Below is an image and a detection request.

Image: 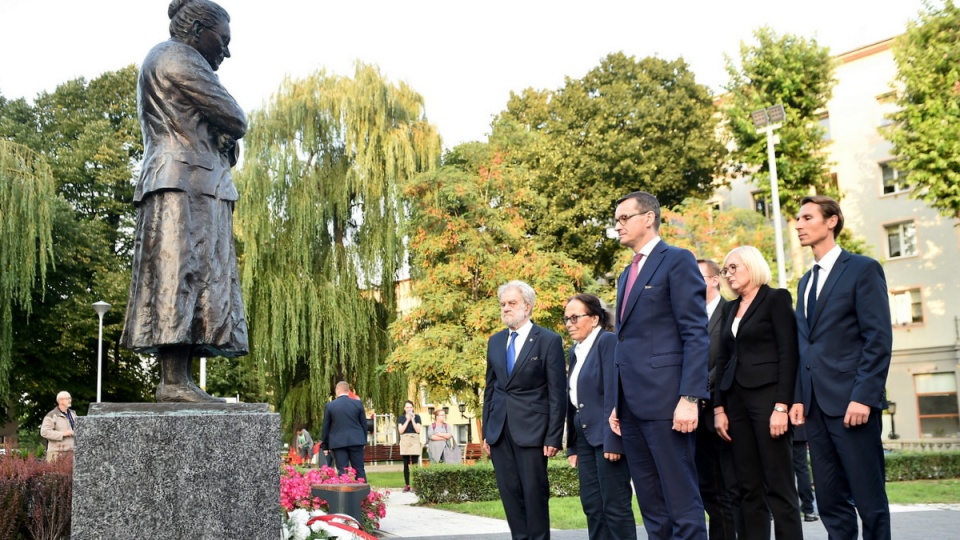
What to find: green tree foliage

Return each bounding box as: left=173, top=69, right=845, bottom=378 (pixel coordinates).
left=887, top=0, right=960, bottom=219
left=1, top=67, right=154, bottom=429
left=724, top=27, right=837, bottom=276
left=387, top=142, right=586, bottom=411
left=0, top=139, right=55, bottom=402
left=491, top=52, right=726, bottom=278
left=235, top=64, right=441, bottom=431
left=661, top=199, right=776, bottom=265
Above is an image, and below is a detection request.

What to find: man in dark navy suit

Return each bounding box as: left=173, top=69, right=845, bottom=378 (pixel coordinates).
left=483, top=280, right=566, bottom=540
left=790, top=195, right=892, bottom=540
left=695, top=259, right=739, bottom=539
left=321, top=381, right=369, bottom=480
left=607, top=191, right=709, bottom=540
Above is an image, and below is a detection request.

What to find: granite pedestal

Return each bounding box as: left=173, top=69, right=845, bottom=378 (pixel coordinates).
left=71, top=402, right=280, bottom=540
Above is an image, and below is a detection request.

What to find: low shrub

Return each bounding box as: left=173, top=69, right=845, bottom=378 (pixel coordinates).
left=886, top=451, right=960, bottom=481
left=0, top=448, right=73, bottom=540
left=413, top=460, right=579, bottom=504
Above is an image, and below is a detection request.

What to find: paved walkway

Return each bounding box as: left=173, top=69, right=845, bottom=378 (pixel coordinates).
left=376, top=490, right=960, bottom=539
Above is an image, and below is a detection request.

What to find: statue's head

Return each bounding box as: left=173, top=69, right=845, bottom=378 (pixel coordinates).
left=167, top=0, right=231, bottom=71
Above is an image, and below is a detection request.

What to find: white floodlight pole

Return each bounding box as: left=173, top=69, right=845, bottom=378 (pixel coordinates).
left=92, top=301, right=111, bottom=402
left=765, top=124, right=787, bottom=289
left=753, top=105, right=788, bottom=289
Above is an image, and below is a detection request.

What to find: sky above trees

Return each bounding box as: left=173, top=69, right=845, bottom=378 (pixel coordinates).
left=0, top=0, right=927, bottom=149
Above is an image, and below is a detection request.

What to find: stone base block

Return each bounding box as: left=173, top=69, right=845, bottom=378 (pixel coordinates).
left=71, top=403, right=280, bottom=540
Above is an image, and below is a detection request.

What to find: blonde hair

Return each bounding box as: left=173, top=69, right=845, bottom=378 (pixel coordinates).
left=720, top=246, right=772, bottom=298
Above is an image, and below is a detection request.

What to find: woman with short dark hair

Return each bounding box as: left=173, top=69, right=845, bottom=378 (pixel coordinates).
left=564, top=293, right=637, bottom=540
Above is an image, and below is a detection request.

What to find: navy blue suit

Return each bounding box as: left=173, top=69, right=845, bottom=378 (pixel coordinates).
left=321, top=395, right=368, bottom=480
left=611, top=240, right=709, bottom=540
left=795, top=249, right=892, bottom=540
left=566, top=330, right=637, bottom=540
left=484, top=322, right=566, bottom=540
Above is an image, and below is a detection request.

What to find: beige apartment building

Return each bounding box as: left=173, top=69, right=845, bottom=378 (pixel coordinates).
left=715, top=38, right=960, bottom=445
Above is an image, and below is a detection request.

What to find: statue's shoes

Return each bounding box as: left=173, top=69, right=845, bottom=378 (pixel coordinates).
left=156, top=382, right=226, bottom=403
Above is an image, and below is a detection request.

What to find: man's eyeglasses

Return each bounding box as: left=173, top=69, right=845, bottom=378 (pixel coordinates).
left=613, top=210, right=653, bottom=227
left=563, top=313, right=592, bottom=325
left=720, top=264, right=740, bottom=278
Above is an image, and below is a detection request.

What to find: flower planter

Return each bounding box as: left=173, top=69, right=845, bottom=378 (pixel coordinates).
left=311, top=483, right=371, bottom=524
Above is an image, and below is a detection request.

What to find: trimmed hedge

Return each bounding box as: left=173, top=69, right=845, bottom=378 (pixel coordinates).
left=413, top=460, right=579, bottom=504
left=885, top=451, right=960, bottom=481
left=413, top=450, right=960, bottom=503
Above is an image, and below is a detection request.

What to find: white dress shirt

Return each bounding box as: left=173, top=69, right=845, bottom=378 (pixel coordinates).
left=507, top=319, right=533, bottom=362
left=568, top=326, right=601, bottom=407
left=804, top=244, right=842, bottom=319
left=629, top=235, right=662, bottom=279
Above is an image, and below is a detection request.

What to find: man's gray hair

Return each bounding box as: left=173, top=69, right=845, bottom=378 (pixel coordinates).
left=498, top=280, right=536, bottom=317
left=56, top=391, right=71, bottom=401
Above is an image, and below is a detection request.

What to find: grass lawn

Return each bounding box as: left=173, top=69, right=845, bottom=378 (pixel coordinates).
left=434, top=496, right=642, bottom=530
left=424, top=479, right=960, bottom=529
left=885, top=479, right=960, bottom=504
left=364, top=471, right=407, bottom=489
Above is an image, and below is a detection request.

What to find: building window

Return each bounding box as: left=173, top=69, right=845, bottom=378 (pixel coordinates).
left=915, top=373, right=960, bottom=438
left=751, top=191, right=770, bottom=219
left=818, top=113, right=831, bottom=141
left=877, top=91, right=897, bottom=127
left=885, top=221, right=916, bottom=258
left=889, top=288, right=923, bottom=325
left=881, top=163, right=908, bottom=194
left=457, top=424, right=468, bottom=444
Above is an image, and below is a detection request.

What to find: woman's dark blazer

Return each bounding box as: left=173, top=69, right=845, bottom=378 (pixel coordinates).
left=566, top=330, right=624, bottom=455
left=714, top=284, right=799, bottom=407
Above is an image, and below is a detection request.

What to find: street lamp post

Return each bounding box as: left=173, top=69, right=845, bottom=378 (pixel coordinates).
left=888, top=401, right=900, bottom=440
left=458, top=402, right=473, bottom=444
left=751, top=104, right=788, bottom=289
left=92, top=301, right=111, bottom=403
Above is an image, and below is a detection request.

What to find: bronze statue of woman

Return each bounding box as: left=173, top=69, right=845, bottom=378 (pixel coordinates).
left=121, top=0, right=248, bottom=402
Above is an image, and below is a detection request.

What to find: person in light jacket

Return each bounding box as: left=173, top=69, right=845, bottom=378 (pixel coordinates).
left=427, top=409, right=456, bottom=463
left=40, top=391, right=78, bottom=462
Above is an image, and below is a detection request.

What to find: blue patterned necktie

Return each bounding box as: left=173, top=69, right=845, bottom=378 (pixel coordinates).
left=806, top=264, right=820, bottom=327
left=506, top=331, right=519, bottom=376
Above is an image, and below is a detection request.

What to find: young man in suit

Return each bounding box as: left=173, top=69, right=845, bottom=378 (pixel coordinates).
left=483, top=280, right=566, bottom=540
left=321, top=381, right=369, bottom=480
left=695, top=259, right=739, bottom=540
left=789, top=195, right=892, bottom=540
left=607, top=191, right=710, bottom=540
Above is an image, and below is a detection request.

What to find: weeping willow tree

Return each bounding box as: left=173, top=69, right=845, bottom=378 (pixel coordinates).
left=0, top=139, right=55, bottom=402
left=235, top=64, right=442, bottom=431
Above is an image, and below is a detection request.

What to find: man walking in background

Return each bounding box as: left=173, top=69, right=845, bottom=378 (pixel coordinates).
left=483, top=280, right=566, bottom=540
left=790, top=195, right=892, bottom=540
left=322, top=381, right=368, bottom=480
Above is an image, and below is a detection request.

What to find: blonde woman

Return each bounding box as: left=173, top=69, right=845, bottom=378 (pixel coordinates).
left=713, top=246, right=801, bottom=540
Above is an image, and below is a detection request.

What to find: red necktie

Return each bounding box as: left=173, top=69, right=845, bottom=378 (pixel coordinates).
left=620, top=252, right=644, bottom=319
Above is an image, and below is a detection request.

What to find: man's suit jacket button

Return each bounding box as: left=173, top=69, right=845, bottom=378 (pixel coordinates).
left=618, top=336, right=624, bottom=342
left=579, top=403, right=584, bottom=408
left=582, top=424, right=587, bottom=429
